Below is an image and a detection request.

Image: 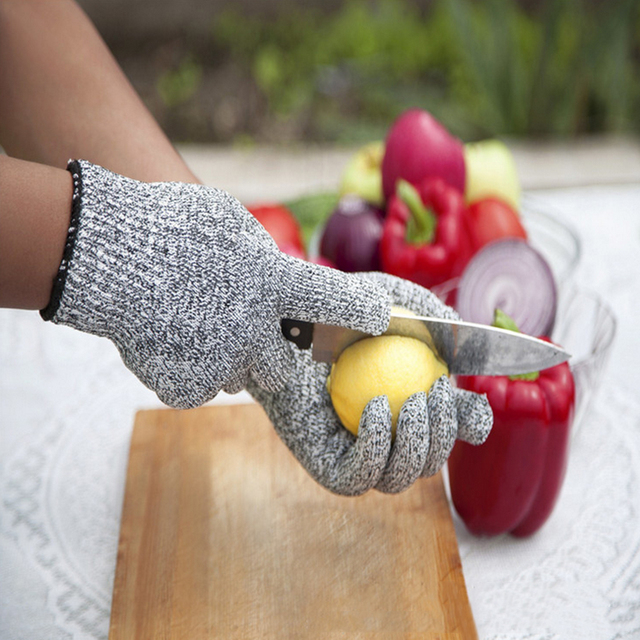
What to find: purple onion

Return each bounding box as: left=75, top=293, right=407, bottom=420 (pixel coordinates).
left=319, top=195, right=384, bottom=272
left=456, top=239, right=557, bottom=336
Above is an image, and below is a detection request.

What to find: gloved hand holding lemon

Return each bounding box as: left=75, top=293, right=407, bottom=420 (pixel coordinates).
left=327, top=308, right=449, bottom=438
left=248, top=272, right=493, bottom=496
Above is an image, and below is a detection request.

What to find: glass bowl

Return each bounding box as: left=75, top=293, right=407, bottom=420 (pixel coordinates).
left=552, top=287, right=617, bottom=435
left=520, top=196, right=582, bottom=287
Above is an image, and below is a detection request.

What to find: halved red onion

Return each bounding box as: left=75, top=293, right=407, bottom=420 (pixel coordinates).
left=456, top=239, right=557, bottom=336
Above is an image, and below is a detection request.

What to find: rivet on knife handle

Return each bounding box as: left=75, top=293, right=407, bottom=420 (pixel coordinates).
left=281, top=319, right=314, bottom=350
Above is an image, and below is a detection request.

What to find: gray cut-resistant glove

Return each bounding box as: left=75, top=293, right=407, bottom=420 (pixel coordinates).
left=248, top=272, right=493, bottom=496
left=41, top=160, right=392, bottom=409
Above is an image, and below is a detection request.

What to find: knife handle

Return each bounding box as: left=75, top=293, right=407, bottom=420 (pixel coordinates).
left=281, top=318, right=314, bottom=350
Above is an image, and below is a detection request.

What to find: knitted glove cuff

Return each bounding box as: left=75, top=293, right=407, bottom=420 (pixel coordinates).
left=41, top=160, right=84, bottom=321
left=40, top=159, right=146, bottom=335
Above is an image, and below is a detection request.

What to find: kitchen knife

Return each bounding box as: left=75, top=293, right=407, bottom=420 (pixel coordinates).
left=281, top=313, right=570, bottom=376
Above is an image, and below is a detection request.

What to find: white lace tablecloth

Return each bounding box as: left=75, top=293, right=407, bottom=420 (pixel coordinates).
left=2, top=184, right=639, bottom=639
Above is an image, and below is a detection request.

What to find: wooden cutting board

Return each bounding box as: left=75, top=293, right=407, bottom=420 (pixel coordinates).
left=109, top=403, right=477, bottom=639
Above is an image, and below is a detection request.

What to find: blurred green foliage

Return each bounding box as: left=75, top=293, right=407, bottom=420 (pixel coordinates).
left=284, top=192, right=341, bottom=244
left=211, top=0, right=640, bottom=142
left=157, top=55, right=203, bottom=108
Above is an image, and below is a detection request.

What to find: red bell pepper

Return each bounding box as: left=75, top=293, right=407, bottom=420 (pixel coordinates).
left=465, top=197, right=527, bottom=252
left=380, top=178, right=472, bottom=289
left=247, top=203, right=306, bottom=259
left=448, top=310, right=575, bottom=537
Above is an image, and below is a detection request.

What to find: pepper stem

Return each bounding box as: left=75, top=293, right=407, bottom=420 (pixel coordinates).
left=398, top=180, right=436, bottom=245
left=492, top=308, right=540, bottom=381
left=493, top=308, right=521, bottom=333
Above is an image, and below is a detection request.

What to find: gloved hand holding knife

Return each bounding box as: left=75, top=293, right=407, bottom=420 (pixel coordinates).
left=38, top=159, right=493, bottom=496
left=42, top=160, right=394, bottom=408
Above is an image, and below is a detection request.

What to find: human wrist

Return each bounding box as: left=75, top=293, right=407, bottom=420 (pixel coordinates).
left=0, top=156, right=73, bottom=310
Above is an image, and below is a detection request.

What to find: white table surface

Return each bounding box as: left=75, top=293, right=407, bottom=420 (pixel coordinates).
left=1, top=153, right=640, bottom=639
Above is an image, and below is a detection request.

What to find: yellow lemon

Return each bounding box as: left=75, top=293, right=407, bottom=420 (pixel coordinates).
left=327, top=334, right=449, bottom=437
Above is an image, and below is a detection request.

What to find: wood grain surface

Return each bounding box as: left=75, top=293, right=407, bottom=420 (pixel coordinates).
left=109, top=403, right=477, bottom=639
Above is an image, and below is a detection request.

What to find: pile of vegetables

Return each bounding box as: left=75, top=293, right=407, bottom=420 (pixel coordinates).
left=246, top=107, right=576, bottom=538
left=248, top=107, right=551, bottom=334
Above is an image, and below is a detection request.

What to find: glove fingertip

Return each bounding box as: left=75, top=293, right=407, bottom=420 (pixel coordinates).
left=355, top=395, right=393, bottom=464
left=428, top=375, right=454, bottom=402
left=455, top=389, right=493, bottom=445
left=359, top=271, right=459, bottom=321
left=280, top=259, right=391, bottom=336
left=360, top=394, right=392, bottom=431
left=422, top=377, right=457, bottom=478
left=374, top=392, right=430, bottom=495
left=396, top=391, right=428, bottom=428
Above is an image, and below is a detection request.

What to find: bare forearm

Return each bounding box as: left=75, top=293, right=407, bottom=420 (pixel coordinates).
left=0, top=156, right=72, bottom=309
left=0, top=0, right=198, bottom=183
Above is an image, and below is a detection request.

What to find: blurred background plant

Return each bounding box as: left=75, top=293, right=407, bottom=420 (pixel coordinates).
left=89, top=0, right=640, bottom=144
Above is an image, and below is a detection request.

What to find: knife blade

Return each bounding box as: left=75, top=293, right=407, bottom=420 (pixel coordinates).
left=281, top=313, right=570, bottom=376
